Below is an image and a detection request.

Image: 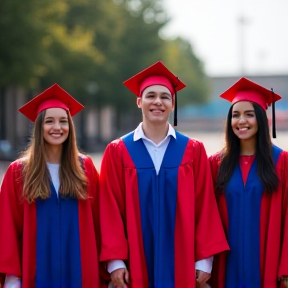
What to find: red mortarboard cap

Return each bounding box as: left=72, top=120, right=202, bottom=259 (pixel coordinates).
left=220, top=77, right=282, bottom=138
left=123, top=61, right=186, bottom=126
left=220, top=77, right=281, bottom=110
left=123, top=61, right=186, bottom=97
left=19, top=83, right=84, bottom=122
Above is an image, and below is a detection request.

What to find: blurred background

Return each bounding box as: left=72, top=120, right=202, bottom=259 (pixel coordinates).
left=0, top=0, right=287, bottom=175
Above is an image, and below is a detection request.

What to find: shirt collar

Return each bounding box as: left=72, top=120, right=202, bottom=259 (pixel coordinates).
left=133, top=122, right=176, bottom=142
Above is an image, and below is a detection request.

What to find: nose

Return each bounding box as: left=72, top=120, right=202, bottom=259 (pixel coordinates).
left=239, top=115, right=247, bottom=123
left=153, top=96, right=162, bottom=105
left=53, top=121, right=61, bottom=129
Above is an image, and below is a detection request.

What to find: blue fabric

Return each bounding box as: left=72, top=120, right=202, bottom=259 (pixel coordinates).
left=225, top=145, right=282, bottom=288
left=123, top=131, right=189, bottom=288
left=36, top=183, right=82, bottom=288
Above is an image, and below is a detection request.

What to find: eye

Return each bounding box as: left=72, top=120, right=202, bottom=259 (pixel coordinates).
left=44, top=119, right=53, bottom=123
left=60, top=119, right=68, bottom=123
left=246, top=113, right=255, bottom=117
left=232, top=114, right=239, bottom=118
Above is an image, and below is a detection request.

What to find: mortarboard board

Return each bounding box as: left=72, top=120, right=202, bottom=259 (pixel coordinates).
left=123, top=61, right=186, bottom=126
left=220, top=77, right=282, bottom=138
left=19, top=83, right=84, bottom=122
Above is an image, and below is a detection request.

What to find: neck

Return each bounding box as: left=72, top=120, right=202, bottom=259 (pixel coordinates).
left=239, top=138, right=256, bottom=156
left=44, top=144, right=63, bottom=163
left=142, top=121, right=169, bottom=145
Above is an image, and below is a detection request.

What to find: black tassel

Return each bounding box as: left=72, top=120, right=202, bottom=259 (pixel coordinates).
left=271, top=88, right=276, bottom=138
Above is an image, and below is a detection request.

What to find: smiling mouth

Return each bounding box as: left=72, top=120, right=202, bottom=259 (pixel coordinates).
left=237, top=127, right=249, bottom=131
left=151, top=109, right=164, bottom=112
left=50, top=133, right=63, bottom=137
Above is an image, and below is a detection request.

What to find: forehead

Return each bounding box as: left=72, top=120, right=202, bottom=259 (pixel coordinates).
left=232, top=101, right=255, bottom=111
left=44, top=107, right=68, bottom=117
left=142, top=85, right=172, bottom=96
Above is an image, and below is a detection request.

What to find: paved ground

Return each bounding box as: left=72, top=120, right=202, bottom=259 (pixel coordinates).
left=1, top=131, right=288, bottom=182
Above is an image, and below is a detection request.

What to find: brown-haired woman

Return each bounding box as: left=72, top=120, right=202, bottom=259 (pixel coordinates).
left=209, top=77, right=288, bottom=288
left=0, top=84, right=101, bottom=288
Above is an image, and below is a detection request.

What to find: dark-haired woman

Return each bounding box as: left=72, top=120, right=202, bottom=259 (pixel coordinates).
left=0, top=84, right=102, bottom=288
left=209, top=77, right=288, bottom=288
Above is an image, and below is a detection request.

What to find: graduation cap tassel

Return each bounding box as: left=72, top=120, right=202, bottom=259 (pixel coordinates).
left=271, top=88, right=276, bottom=138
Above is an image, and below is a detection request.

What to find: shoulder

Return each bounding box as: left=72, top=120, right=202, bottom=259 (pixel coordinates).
left=104, top=138, right=127, bottom=154
left=1, top=159, right=24, bottom=185
left=183, top=135, right=207, bottom=154
left=176, top=131, right=204, bottom=148
left=7, top=159, right=24, bottom=174
left=275, top=148, right=288, bottom=169
left=208, top=151, right=223, bottom=164
left=78, top=153, right=95, bottom=167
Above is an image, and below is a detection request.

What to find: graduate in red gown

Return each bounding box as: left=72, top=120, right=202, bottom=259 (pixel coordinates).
left=0, top=84, right=102, bottom=288
left=99, top=61, right=229, bottom=288
left=208, top=77, right=288, bottom=288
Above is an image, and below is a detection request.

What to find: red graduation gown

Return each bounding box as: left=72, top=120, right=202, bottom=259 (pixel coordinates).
left=0, top=155, right=102, bottom=288
left=99, top=134, right=229, bottom=288
left=209, top=150, right=288, bottom=288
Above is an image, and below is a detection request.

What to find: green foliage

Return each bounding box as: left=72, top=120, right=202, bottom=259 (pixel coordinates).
left=161, top=37, right=211, bottom=106
left=0, top=0, right=210, bottom=110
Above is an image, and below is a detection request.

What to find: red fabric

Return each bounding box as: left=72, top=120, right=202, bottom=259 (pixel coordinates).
left=209, top=151, right=288, bottom=288
left=239, top=155, right=255, bottom=185
left=18, top=83, right=84, bottom=122
left=99, top=138, right=229, bottom=288
left=0, top=156, right=102, bottom=288
left=220, top=77, right=282, bottom=110
left=123, top=61, right=186, bottom=97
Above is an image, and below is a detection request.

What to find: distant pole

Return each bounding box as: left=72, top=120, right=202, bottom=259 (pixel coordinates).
left=238, top=15, right=245, bottom=76
left=238, top=15, right=249, bottom=76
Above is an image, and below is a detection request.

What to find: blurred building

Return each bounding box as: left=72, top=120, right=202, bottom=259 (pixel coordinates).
left=178, top=74, right=288, bottom=132
left=1, top=74, right=288, bottom=160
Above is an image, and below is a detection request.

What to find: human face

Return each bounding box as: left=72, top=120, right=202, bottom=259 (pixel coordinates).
left=42, top=108, right=69, bottom=146
left=231, top=101, right=258, bottom=141
left=137, top=85, right=174, bottom=124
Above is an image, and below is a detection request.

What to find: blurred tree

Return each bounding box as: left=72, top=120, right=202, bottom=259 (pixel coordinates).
left=0, top=0, right=211, bottom=138
left=161, top=37, right=211, bottom=106
left=0, top=0, right=56, bottom=87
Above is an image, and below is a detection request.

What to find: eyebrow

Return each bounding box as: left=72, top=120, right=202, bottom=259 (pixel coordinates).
left=232, top=110, right=255, bottom=113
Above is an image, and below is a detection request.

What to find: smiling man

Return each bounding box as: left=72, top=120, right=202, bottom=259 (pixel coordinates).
left=99, top=61, right=229, bottom=288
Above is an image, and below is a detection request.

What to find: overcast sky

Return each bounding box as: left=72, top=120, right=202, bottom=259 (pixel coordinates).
left=161, top=0, right=288, bottom=77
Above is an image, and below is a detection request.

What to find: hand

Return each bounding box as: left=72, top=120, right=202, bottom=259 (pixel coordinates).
left=4, top=275, right=21, bottom=288
left=110, top=268, right=129, bottom=288
left=280, top=276, right=288, bottom=288
left=195, top=270, right=211, bottom=288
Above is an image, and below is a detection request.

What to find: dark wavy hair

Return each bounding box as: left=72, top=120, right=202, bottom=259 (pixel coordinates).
left=216, top=102, right=279, bottom=194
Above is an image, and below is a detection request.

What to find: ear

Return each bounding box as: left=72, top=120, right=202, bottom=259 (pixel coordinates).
left=136, top=97, right=142, bottom=108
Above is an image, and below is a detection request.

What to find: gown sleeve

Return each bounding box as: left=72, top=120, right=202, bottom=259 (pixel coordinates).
left=99, top=140, right=128, bottom=262
left=278, top=151, right=288, bottom=277
left=0, top=161, right=24, bottom=278
left=192, top=142, right=229, bottom=261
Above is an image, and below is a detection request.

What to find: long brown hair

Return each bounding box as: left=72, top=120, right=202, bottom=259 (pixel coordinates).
left=216, top=103, right=279, bottom=194
left=21, top=110, right=88, bottom=202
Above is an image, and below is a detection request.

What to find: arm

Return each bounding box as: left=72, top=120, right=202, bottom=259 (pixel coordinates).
left=192, top=142, right=229, bottom=261
left=0, top=162, right=24, bottom=278
left=278, top=152, right=288, bottom=285
left=99, top=141, right=129, bottom=267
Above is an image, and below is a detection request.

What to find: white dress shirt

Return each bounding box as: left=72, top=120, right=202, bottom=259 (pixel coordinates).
left=47, top=163, right=60, bottom=196
left=108, top=123, right=213, bottom=274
